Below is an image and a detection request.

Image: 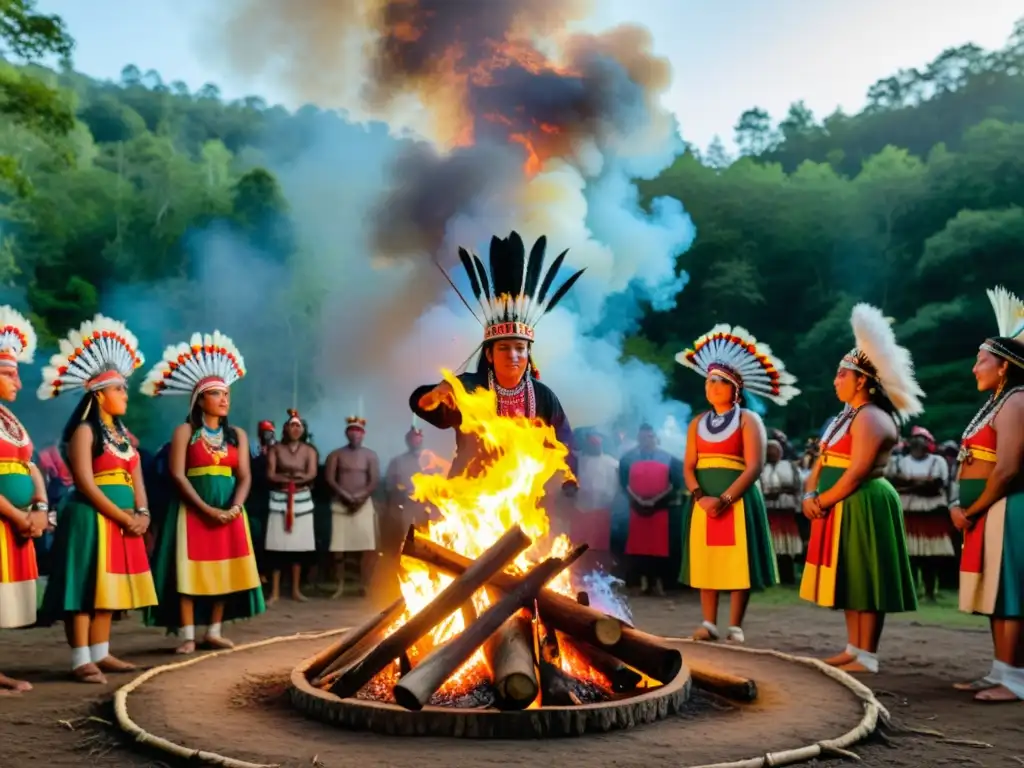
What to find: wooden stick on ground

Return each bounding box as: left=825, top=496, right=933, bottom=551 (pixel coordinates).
left=308, top=597, right=406, bottom=685
left=687, top=661, right=758, bottom=702
left=329, top=525, right=532, bottom=699
left=485, top=611, right=538, bottom=709
left=393, top=548, right=586, bottom=711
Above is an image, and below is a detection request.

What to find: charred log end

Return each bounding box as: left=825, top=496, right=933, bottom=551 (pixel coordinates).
left=392, top=683, right=425, bottom=712
left=594, top=618, right=623, bottom=646
left=610, top=667, right=643, bottom=693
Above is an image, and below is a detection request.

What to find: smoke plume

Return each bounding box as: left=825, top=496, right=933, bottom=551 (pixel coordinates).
left=169, top=0, right=697, bottom=456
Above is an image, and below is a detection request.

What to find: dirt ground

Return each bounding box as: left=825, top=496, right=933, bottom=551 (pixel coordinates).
left=1, top=590, right=1021, bottom=767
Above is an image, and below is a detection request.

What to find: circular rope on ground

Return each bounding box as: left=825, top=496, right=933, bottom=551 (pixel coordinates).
left=113, top=630, right=886, bottom=768
left=113, top=629, right=347, bottom=768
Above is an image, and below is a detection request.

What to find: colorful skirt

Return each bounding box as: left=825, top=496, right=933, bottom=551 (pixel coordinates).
left=766, top=509, right=803, bottom=557
left=40, top=469, right=157, bottom=620
left=680, top=462, right=777, bottom=591
left=959, top=479, right=1024, bottom=618
left=902, top=506, right=956, bottom=557
left=144, top=466, right=264, bottom=632
left=265, top=489, right=315, bottom=552
left=0, top=463, right=37, bottom=628
left=800, top=468, right=917, bottom=612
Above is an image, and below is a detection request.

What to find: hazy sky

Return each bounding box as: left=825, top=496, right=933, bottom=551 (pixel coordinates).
left=40, top=0, right=1023, bottom=152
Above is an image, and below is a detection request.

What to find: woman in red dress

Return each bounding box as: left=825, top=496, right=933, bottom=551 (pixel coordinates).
left=38, top=315, right=157, bottom=684
left=0, top=306, right=48, bottom=693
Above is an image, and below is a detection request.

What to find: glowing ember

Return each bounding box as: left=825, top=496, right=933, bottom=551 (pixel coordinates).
left=364, top=370, right=618, bottom=702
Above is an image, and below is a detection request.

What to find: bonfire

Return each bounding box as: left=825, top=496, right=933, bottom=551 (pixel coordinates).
left=307, top=372, right=682, bottom=712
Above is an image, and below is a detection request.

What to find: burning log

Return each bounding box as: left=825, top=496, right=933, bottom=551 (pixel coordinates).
left=568, top=639, right=642, bottom=693
left=403, top=530, right=623, bottom=647
left=688, top=662, right=758, bottom=703
left=308, top=597, right=406, bottom=685
left=329, top=525, right=532, bottom=700
left=485, top=612, right=538, bottom=709
left=392, top=549, right=583, bottom=711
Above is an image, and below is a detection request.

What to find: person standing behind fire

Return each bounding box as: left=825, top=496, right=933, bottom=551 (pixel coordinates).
left=884, top=426, right=953, bottom=601
left=572, top=431, right=619, bottom=571
left=264, top=410, right=317, bottom=604
left=325, top=414, right=380, bottom=598
left=618, top=424, right=683, bottom=596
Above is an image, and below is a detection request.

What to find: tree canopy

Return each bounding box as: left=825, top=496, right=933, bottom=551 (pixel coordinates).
left=0, top=4, right=1021, bottom=443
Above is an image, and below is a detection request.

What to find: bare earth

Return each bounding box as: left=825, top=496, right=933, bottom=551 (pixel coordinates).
left=1, top=592, right=1021, bottom=767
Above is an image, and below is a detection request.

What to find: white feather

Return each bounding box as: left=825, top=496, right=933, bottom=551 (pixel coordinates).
left=849, top=303, right=925, bottom=423
left=36, top=314, right=143, bottom=400
left=986, top=285, right=1024, bottom=341
left=139, top=330, right=246, bottom=398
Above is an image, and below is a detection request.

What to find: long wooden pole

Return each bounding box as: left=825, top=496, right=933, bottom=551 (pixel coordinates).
left=329, top=525, right=531, bottom=699
left=308, top=597, right=406, bottom=685
left=392, top=550, right=583, bottom=711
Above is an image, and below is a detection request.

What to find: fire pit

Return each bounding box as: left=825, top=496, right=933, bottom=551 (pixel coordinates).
left=289, top=525, right=692, bottom=737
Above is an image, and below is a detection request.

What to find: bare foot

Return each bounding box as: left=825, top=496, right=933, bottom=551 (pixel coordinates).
left=71, top=664, right=107, bottom=685
left=837, top=661, right=873, bottom=673
left=823, top=650, right=856, bottom=666
left=651, top=579, right=665, bottom=597
left=953, top=677, right=999, bottom=692
left=96, top=655, right=137, bottom=673
left=175, top=640, right=196, bottom=655
left=0, top=672, right=32, bottom=692
left=292, top=591, right=309, bottom=602
left=266, top=594, right=279, bottom=607
left=204, top=636, right=235, bottom=650
left=330, top=584, right=346, bottom=600
left=974, top=685, right=1021, bottom=703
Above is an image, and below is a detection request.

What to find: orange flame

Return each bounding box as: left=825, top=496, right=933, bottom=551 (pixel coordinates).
left=381, top=370, right=591, bottom=697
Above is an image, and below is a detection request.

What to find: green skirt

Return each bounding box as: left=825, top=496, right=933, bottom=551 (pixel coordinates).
left=143, top=470, right=265, bottom=633
left=40, top=481, right=158, bottom=622
left=958, top=479, right=1024, bottom=618
left=679, top=466, right=777, bottom=591
left=800, top=468, right=917, bottom=612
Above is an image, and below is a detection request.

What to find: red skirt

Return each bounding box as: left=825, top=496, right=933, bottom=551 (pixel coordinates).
left=625, top=507, right=669, bottom=558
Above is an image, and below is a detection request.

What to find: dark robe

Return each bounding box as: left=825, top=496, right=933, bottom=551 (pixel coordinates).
left=409, top=370, right=577, bottom=484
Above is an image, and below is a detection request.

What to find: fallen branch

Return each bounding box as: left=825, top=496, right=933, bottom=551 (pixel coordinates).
left=938, top=738, right=993, bottom=749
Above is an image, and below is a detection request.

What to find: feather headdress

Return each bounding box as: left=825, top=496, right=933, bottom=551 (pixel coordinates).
left=840, top=303, right=924, bottom=422
left=38, top=314, right=144, bottom=400
left=443, top=231, right=585, bottom=346
left=140, top=331, right=246, bottom=411
left=675, top=324, right=799, bottom=406
left=0, top=306, right=36, bottom=368
left=981, top=285, right=1024, bottom=369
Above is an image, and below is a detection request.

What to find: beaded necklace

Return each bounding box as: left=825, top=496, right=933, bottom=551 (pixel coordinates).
left=489, top=370, right=536, bottom=419
left=0, top=404, right=29, bottom=448
left=101, top=420, right=135, bottom=462
left=956, top=384, right=1024, bottom=465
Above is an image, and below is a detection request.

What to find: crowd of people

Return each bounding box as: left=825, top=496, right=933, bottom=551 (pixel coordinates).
left=0, top=232, right=1020, bottom=708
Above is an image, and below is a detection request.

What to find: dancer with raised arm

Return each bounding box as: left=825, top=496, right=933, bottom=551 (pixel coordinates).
left=676, top=325, right=798, bottom=642
left=952, top=286, right=1024, bottom=703
left=140, top=332, right=265, bottom=652
left=0, top=307, right=46, bottom=693
left=410, top=231, right=583, bottom=487
left=38, top=315, right=156, bottom=684
left=799, top=304, right=920, bottom=673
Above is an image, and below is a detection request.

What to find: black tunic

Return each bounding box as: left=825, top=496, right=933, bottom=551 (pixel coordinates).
left=409, top=370, right=577, bottom=484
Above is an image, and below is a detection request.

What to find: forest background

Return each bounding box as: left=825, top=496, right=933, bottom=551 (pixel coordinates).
left=1, top=0, right=1022, bottom=445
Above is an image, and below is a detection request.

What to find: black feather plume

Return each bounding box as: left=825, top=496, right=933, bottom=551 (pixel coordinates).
left=473, top=255, right=491, bottom=301
left=523, top=235, right=546, bottom=301
left=534, top=248, right=568, bottom=308
left=506, top=230, right=526, bottom=300
left=458, top=247, right=483, bottom=302
left=544, top=268, right=586, bottom=315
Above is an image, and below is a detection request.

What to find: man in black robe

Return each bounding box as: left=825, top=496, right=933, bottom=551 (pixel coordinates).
left=410, top=231, right=584, bottom=493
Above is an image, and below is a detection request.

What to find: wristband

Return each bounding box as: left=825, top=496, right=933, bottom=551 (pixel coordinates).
left=720, top=492, right=734, bottom=506
left=802, top=491, right=819, bottom=501
left=134, top=507, right=150, bottom=518
left=30, top=500, right=49, bottom=512
left=688, top=487, right=704, bottom=500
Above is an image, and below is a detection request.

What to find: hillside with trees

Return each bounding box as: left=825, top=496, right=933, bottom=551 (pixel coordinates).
left=0, top=0, right=1021, bottom=440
